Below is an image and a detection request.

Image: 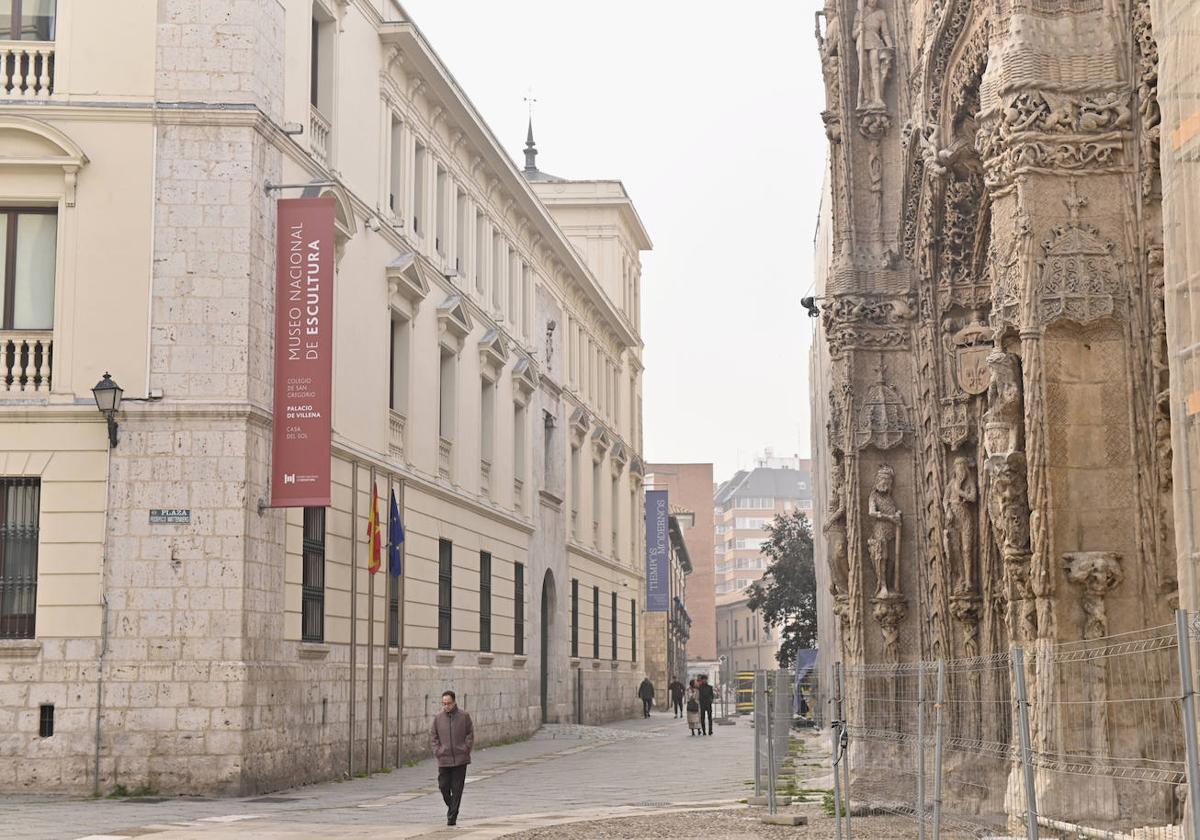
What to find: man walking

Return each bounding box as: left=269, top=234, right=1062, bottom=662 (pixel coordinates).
left=637, top=676, right=655, bottom=718
left=430, top=690, right=474, bottom=826
left=668, top=676, right=685, bottom=718
left=698, top=674, right=716, bottom=735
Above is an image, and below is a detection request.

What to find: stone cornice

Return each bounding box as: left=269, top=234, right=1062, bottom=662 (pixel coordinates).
left=567, top=539, right=644, bottom=581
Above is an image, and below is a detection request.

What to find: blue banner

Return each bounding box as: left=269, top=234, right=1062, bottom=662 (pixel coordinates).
left=645, top=489, right=669, bottom=611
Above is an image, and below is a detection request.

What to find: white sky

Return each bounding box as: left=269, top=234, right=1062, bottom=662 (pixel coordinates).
left=402, top=1, right=829, bottom=481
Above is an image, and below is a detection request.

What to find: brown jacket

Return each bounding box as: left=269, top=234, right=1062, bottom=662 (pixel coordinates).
left=430, top=707, right=474, bottom=767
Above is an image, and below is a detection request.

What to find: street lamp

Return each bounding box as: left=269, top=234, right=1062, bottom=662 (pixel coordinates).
left=92, top=373, right=123, bottom=448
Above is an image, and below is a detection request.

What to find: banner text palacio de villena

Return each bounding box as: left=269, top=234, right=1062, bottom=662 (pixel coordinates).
left=270, top=196, right=335, bottom=507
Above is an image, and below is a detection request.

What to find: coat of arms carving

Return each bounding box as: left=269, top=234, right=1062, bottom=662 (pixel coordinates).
left=949, top=312, right=994, bottom=395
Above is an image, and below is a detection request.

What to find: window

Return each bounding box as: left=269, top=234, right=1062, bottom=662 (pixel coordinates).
left=631, top=599, right=637, bottom=661
left=514, top=402, right=526, bottom=484
left=388, top=566, right=399, bottom=648
left=735, top=517, right=771, bottom=530
left=492, top=233, right=504, bottom=311
left=479, top=550, right=491, bottom=653
left=475, top=214, right=487, bottom=294
left=570, top=578, right=579, bottom=658
left=413, top=143, right=426, bottom=235
left=570, top=445, right=580, bottom=527
left=388, top=115, right=403, bottom=215
left=522, top=264, right=532, bottom=338
left=38, top=703, right=52, bottom=738
left=435, top=166, right=447, bottom=256
left=438, top=538, right=452, bottom=650
left=438, top=348, right=455, bottom=441
left=301, top=507, right=325, bottom=642
left=0, top=477, right=39, bottom=639
left=735, top=497, right=774, bottom=510
left=514, top=562, right=525, bottom=656
left=1, top=209, right=56, bottom=330
left=480, top=378, right=494, bottom=465
left=389, top=314, right=410, bottom=414
left=455, top=190, right=468, bottom=273
left=2, top=0, right=55, bottom=40
left=610, top=591, right=618, bottom=660
left=591, top=461, right=601, bottom=539
left=309, top=12, right=333, bottom=114
left=542, top=410, right=554, bottom=488
left=508, top=249, right=518, bottom=322
left=592, top=585, right=600, bottom=660
left=610, top=474, right=620, bottom=558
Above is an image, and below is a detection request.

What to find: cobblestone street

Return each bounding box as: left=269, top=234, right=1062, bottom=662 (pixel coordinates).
left=0, top=715, right=840, bottom=840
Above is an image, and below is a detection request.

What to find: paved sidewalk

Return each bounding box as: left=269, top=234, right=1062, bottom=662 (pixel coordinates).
left=0, top=714, right=756, bottom=840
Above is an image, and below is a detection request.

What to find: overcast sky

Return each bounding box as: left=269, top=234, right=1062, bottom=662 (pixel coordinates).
left=403, top=1, right=828, bottom=481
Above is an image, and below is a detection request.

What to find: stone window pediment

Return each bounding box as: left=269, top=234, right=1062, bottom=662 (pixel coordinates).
left=386, top=251, right=434, bottom=318
left=0, top=116, right=88, bottom=206
left=437, top=294, right=473, bottom=352
left=591, top=426, right=611, bottom=462
left=513, top=356, right=539, bottom=406
left=569, top=406, right=591, bottom=446
left=478, top=328, right=508, bottom=383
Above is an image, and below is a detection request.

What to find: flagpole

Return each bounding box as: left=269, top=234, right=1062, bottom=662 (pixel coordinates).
left=367, top=466, right=376, bottom=775
left=381, top=471, right=391, bottom=769
left=349, top=460, right=358, bottom=778
left=397, top=477, right=406, bottom=768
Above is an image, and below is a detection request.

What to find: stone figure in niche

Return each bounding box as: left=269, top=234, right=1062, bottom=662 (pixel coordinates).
left=986, top=454, right=1030, bottom=562
left=1064, top=552, right=1124, bottom=639
left=853, top=0, right=893, bottom=111
left=815, top=2, right=841, bottom=67
left=983, top=350, right=1023, bottom=458
left=824, top=459, right=849, bottom=598
left=867, top=464, right=902, bottom=596
left=943, top=455, right=977, bottom=593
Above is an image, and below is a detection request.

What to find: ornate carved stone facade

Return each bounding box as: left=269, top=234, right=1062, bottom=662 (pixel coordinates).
left=813, top=0, right=1174, bottom=828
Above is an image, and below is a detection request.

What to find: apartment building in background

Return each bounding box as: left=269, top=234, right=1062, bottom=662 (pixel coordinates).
left=0, top=0, right=649, bottom=795
left=645, top=463, right=715, bottom=662
left=712, top=456, right=811, bottom=673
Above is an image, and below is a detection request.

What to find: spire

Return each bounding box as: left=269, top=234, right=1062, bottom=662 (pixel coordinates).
left=524, top=116, right=538, bottom=173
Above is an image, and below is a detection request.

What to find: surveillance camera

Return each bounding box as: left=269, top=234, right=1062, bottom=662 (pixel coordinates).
left=281, top=122, right=305, bottom=136
left=801, top=296, right=821, bottom=318
left=547, top=320, right=557, bottom=332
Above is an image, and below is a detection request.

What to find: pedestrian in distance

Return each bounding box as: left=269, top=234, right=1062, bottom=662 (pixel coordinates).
left=637, top=676, right=655, bottom=718
left=698, top=674, right=716, bottom=735
left=430, top=690, right=474, bottom=826
left=668, top=675, right=685, bottom=718
left=685, top=678, right=701, bottom=735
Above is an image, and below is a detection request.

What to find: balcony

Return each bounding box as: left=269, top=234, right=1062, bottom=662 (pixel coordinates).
left=388, top=410, right=405, bottom=461
left=438, top=437, right=452, bottom=480
left=1, top=331, right=52, bottom=394
left=0, top=41, right=54, bottom=99
left=309, top=105, right=330, bottom=166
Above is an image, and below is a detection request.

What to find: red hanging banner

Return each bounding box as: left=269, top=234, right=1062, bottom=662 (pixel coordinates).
left=270, top=196, right=335, bottom=507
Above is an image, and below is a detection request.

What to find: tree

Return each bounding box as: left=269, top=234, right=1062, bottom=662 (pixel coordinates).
left=745, top=509, right=818, bottom=668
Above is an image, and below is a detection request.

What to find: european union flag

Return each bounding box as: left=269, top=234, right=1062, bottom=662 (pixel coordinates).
left=388, top=489, right=405, bottom=576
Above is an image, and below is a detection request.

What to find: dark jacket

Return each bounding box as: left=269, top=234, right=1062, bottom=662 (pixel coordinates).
left=668, top=680, right=685, bottom=701
left=698, top=683, right=715, bottom=706
left=430, top=707, right=474, bottom=768
left=637, top=679, right=655, bottom=700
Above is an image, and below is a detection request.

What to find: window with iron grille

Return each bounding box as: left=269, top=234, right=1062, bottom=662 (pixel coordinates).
left=38, top=704, right=53, bottom=738
left=438, top=538, right=452, bottom=650
left=592, top=585, right=600, bottom=660
left=0, top=477, right=39, bottom=640
left=610, top=591, right=618, bottom=660
left=631, top=599, right=637, bottom=662
left=387, top=570, right=399, bottom=648
left=570, top=578, right=578, bottom=658
left=513, top=562, right=525, bottom=656
left=479, top=550, right=491, bottom=653
left=301, top=507, right=325, bottom=642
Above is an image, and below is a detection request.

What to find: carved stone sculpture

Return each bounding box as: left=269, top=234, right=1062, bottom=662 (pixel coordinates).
left=983, top=350, right=1022, bottom=459
left=943, top=455, right=977, bottom=593
left=1064, top=552, right=1124, bottom=639
left=986, top=453, right=1030, bottom=563
left=853, top=0, right=893, bottom=111
left=867, top=464, right=902, bottom=596
left=824, top=458, right=849, bottom=598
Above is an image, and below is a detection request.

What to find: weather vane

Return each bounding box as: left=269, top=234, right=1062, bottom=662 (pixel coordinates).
left=524, top=87, right=537, bottom=118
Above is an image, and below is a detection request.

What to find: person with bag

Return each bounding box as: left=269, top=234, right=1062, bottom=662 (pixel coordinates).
left=685, top=678, right=701, bottom=735
left=637, top=676, right=656, bottom=718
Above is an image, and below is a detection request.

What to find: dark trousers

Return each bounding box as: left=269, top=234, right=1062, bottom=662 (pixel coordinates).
left=437, top=763, right=468, bottom=822
left=700, top=703, right=714, bottom=734
left=642, top=697, right=652, bottom=717
left=672, top=697, right=683, bottom=716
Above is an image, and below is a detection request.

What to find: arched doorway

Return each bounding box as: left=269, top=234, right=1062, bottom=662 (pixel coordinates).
left=540, top=570, right=556, bottom=723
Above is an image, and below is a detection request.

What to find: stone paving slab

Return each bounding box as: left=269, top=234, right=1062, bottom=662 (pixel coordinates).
left=2, top=714, right=761, bottom=840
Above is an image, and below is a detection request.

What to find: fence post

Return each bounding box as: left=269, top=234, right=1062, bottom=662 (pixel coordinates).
left=1175, top=609, right=1200, bottom=840
left=840, top=662, right=853, bottom=840
left=1011, top=647, right=1039, bottom=840
left=917, top=664, right=926, bottom=840
left=932, top=659, right=945, bottom=840
left=832, top=662, right=843, bottom=840
left=754, top=670, right=763, bottom=798
left=766, top=679, right=777, bottom=815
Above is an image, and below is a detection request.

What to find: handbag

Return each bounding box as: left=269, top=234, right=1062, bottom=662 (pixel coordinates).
left=686, top=699, right=699, bottom=713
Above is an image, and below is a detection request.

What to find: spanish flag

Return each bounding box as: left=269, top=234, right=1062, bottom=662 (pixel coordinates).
left=367, top=481, right=382, bottom=575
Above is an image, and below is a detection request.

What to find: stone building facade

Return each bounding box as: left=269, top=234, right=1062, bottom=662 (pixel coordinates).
left=0, top=0, right=648, bottom=795
left=812, top=0, right=1175, bottom=828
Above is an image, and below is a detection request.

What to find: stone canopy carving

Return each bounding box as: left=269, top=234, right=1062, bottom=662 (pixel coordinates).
left=1036, top=181, right=1124, bottom=326
left=855, top=357, right=912, bottom=450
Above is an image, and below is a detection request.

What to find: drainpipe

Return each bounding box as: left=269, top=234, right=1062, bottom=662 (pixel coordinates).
left=1036, top=815, right=1135, bottom=840
left=92, top=593, right=109, bottom=797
